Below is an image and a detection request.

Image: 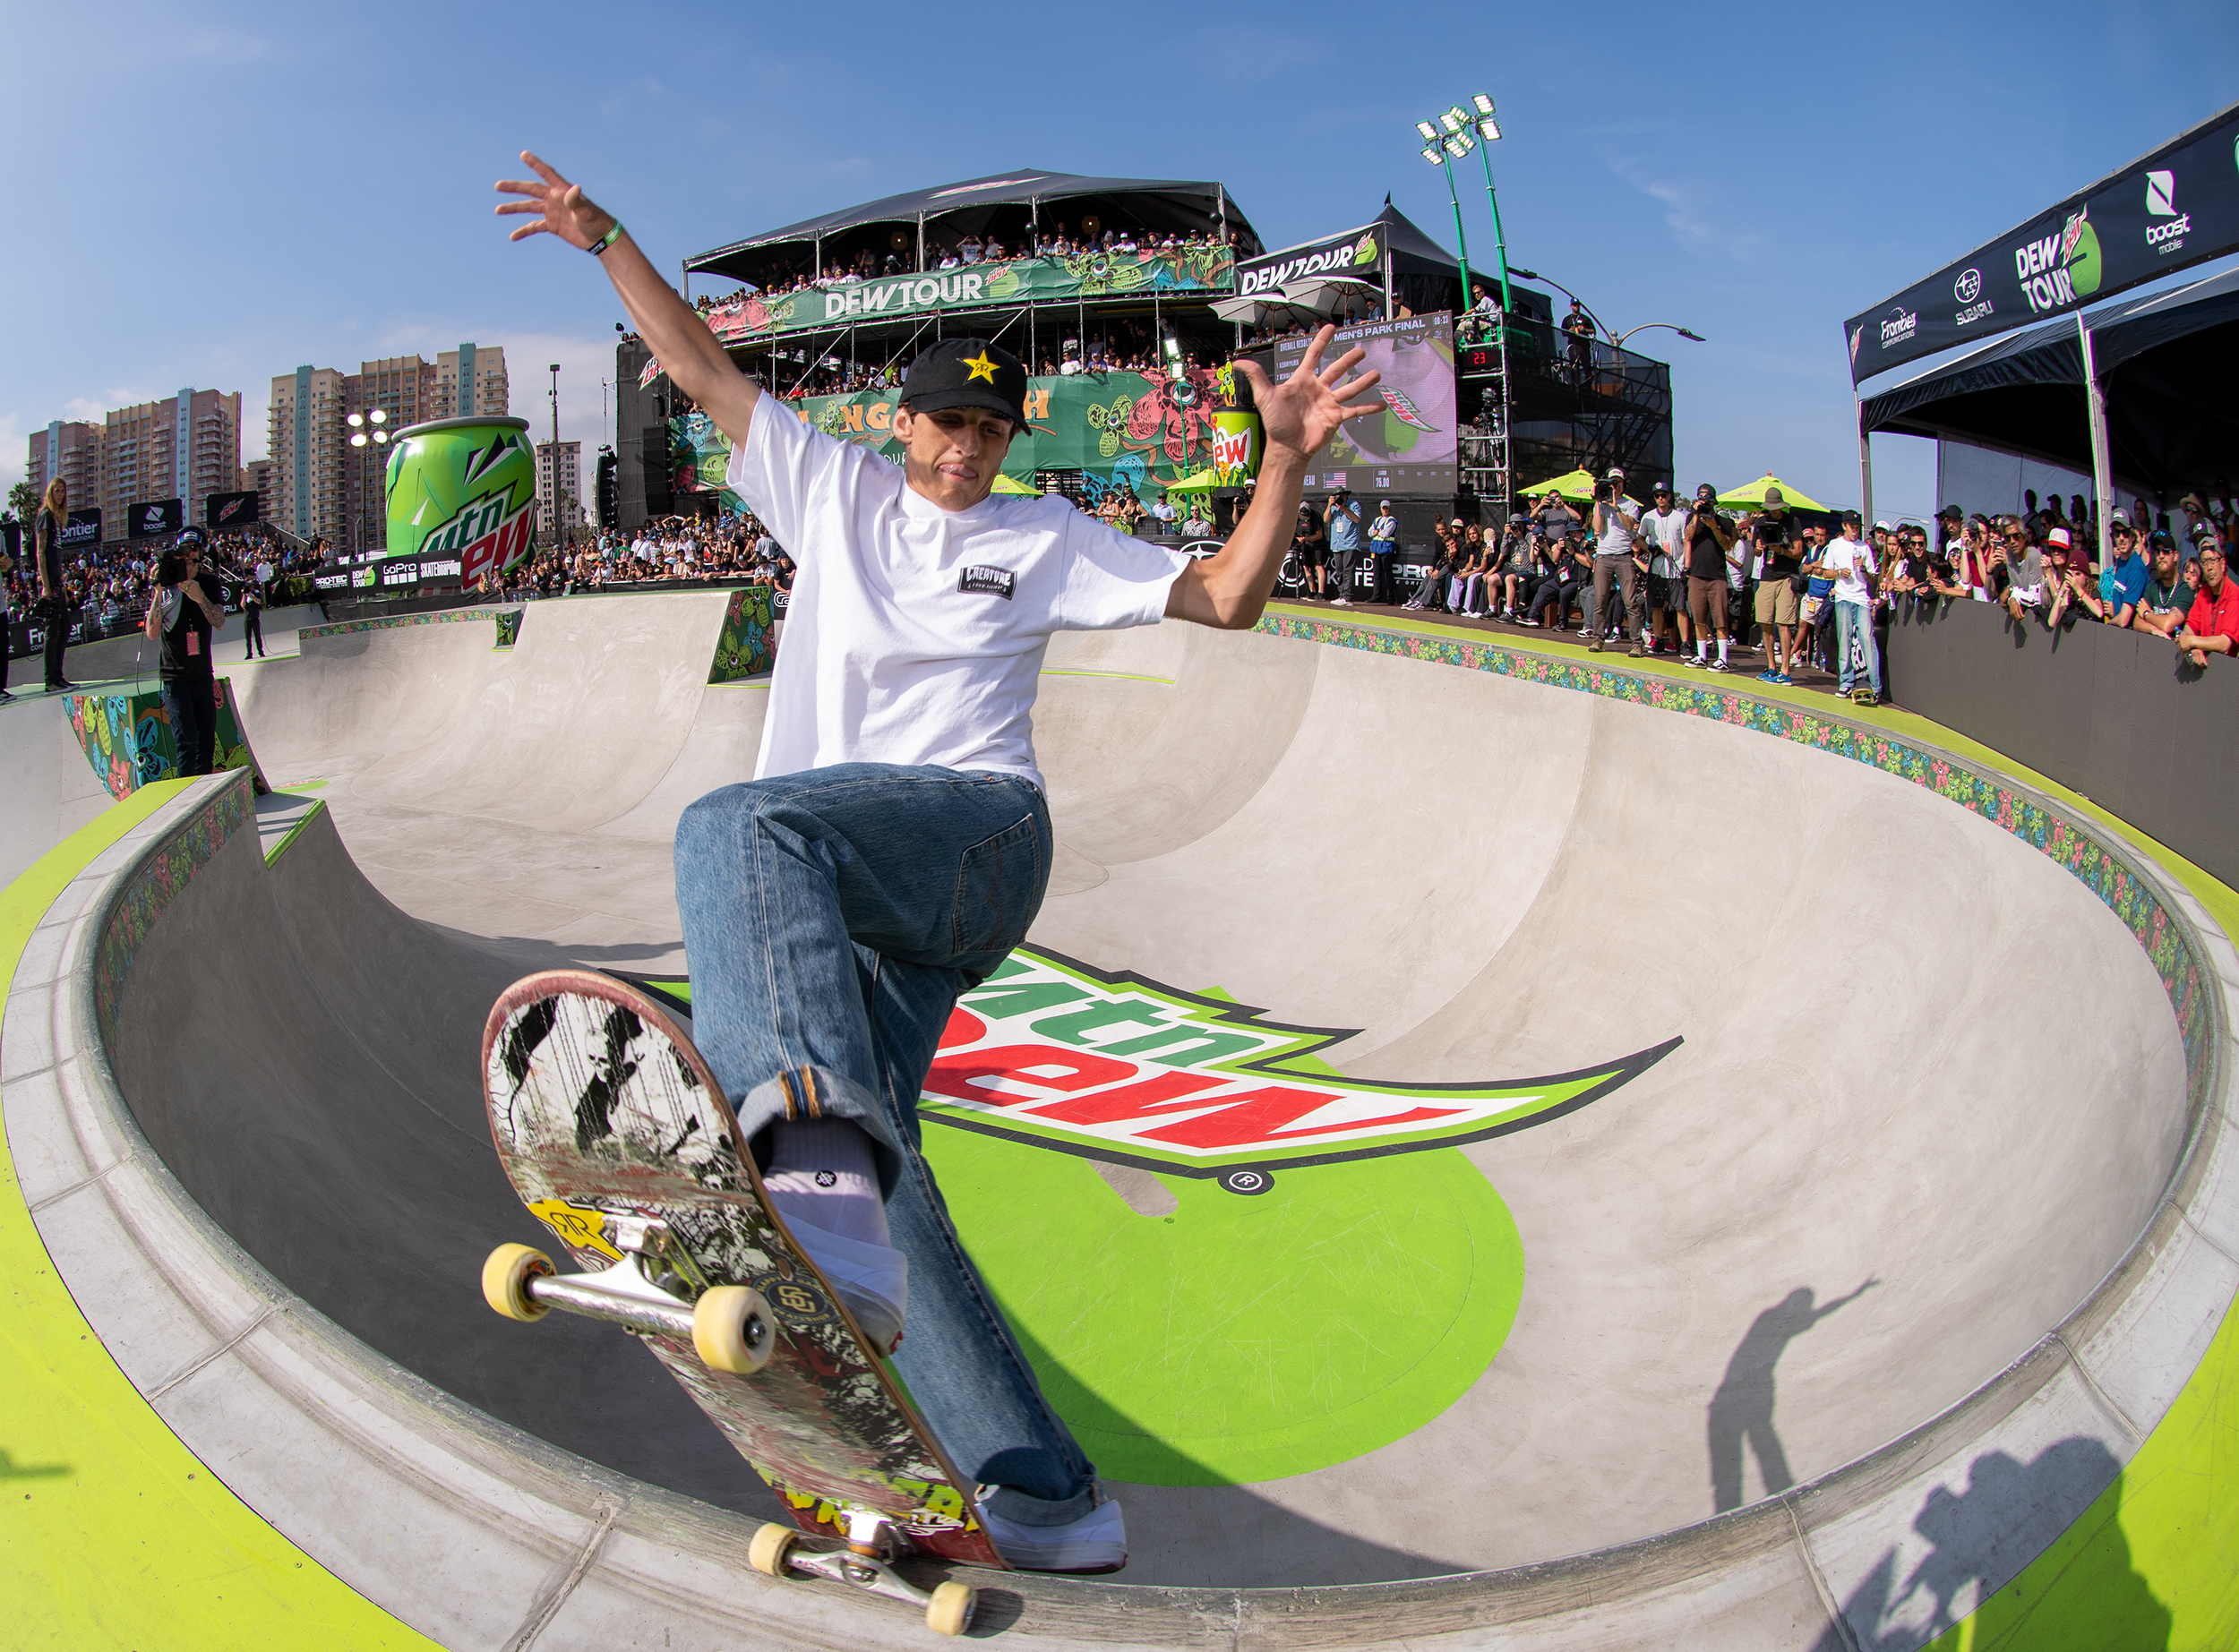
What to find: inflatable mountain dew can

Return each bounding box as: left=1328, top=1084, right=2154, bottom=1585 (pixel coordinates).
left=384, top=415, right=538, bottom=587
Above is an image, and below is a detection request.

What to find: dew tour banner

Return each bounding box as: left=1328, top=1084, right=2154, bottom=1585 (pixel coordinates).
left=205, top=489, right=260, bottom=529
left=671, top=365, right=1260, bottom=510
left=128, top=498, right=184, bottom=539
left=1260, top=312, right=1456, bottom=498
left=923, top=947, right=1674, bottom=1189
left=641, top=245, right=1238, bottom=386
left=1234, top=225, right=1384, bottom=297
left=1846, top=101, right=2239, bottom=382
left=384, top=416, right=538, bottom=587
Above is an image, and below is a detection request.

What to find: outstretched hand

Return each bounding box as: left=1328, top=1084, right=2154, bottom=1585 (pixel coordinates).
left=1232, top=326, right=1385, bottom=464
left=494, top=151, right=613, bottom=250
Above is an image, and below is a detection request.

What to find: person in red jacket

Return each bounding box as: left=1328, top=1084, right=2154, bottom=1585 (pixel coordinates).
left=2175, top=539, right=2239, bottom=668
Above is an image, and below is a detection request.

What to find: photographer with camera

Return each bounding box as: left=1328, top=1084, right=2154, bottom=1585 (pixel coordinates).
left=1749, top=486, right=1804, bottom=683
left=1325, top=487, right=1364, bottom=606
left=1682, top=485, right=1737, bottom=671
left=1586, top=468, right=1649, bottom=655
left=143, top=527, right=227, bottom=776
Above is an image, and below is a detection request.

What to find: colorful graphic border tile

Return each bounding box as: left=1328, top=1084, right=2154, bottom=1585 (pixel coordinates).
left=92, top=771, right=254, bottom=1043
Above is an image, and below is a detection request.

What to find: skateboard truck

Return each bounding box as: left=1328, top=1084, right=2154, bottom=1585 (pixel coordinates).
left=481, top=1218, right=777, bottom=1374
left=750, top=1511, right=977, bottom=1637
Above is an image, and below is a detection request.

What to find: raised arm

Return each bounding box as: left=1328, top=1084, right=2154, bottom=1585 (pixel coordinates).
left=496, top=151, right=761, bottom=447
left=1164, top=327, right=1382, bottom=629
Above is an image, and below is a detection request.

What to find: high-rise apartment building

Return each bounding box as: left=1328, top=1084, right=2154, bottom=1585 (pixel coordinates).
left=433, top=343, right=510, bottom=420
left=241, top=458, right=273, bottom=520
left=24, top=421, right=101, bottom=522
left=341, top=355, right=442, bottom=559
left=536, top=441, right=582, bottom=544
left=97, top=389, right=242, bottom=535
left=269, top=366, right=349, bottom=548
left=24, top=391, right=239, bottom=541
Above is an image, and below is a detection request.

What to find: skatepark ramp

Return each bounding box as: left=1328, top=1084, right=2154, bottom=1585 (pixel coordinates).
left=4, top=592, right=2234, bottom=1648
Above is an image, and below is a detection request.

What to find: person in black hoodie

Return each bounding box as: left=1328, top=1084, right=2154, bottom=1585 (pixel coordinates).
left=143, top=528, right=227, bottom=775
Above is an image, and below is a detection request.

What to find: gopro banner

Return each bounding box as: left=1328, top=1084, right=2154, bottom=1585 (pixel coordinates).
left=62, top=509, right=103, bottom=550
left=1847, top=101, right=2239, bottom=382
left=1235, top=227, right=1384, bottom=298
left=206, top=490, right=261, bottom=528
left=129, top=498, right=184, bottom=539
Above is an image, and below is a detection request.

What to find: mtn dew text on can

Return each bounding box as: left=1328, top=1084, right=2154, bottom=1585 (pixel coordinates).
left=384, top=416, right=538, bottom=588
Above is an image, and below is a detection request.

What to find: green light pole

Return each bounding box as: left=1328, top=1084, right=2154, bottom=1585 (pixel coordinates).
left=1414, top=116, right=1474, bottom=326
left=1462, top=94, right=1514, bottom=315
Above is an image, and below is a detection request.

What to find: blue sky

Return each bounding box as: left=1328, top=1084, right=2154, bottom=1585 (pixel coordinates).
left=5, top=1, right=2235, bottom=523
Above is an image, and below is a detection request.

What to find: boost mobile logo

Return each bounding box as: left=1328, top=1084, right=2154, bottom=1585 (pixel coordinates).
left=922, top=947, right=1676, bottom=1192
left=2145, top=169, right=2192, bottom=255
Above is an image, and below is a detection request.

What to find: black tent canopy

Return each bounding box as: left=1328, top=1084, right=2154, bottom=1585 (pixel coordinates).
left=685, top=169, right=1262, bottom=290
left=1862, top=266, right=2239, bottom=496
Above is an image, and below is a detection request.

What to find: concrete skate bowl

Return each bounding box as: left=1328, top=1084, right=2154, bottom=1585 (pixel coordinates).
left=4, top=595, right=2235, bottom=1650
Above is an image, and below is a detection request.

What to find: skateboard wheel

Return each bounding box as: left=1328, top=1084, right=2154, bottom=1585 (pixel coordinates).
left=482, top=1243, right=554, bottom=1322
left=694, top=1285, right=776, bottom=1374
left=747, top=1520, right=798, bottom=1578
left=926, top=1580, right=974, bottom=1637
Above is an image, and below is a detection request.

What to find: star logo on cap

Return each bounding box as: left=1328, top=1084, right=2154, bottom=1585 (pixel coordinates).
left=962, top=349, right=1000, bottom=384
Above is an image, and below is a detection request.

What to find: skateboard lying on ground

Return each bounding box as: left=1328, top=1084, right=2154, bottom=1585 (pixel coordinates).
left=477, top=969, right=1003, bottom=1637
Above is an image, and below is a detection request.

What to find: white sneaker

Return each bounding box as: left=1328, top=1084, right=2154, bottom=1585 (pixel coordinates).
left=982, top=1498, right=1127, bottom=1573
left=1330, top=596, right=1351, bottom=606
left=777, top=1212, right=907, bottom=1354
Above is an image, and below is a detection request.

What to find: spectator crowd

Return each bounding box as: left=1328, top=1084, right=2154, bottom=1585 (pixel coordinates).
left=1284, top=477, right=2239, bottom=702
left=4, top=523, right=313, bottom=659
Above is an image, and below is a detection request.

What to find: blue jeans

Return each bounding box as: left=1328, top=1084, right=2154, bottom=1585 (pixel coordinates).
left=673, top=764, right=1099, bottom=1526
left=1835, top=600, right=1881, bottom=696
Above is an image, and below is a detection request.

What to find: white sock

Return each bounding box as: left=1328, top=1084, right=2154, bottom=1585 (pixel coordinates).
left=766, top=1118, right=889, bottom=1247
left=1718, top=638, right=1729, bottom=663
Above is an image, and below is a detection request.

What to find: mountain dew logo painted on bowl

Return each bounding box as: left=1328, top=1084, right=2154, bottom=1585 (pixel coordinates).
left=924, top=947, right=1676, bottom=1189
left=385, top=417, right=538, bottom=587
left=915, top=946, right=1678, bottom=1485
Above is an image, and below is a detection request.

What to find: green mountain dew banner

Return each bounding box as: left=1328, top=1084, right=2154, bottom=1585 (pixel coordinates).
left=673, top=364, right=1259, bottom=513
left=68, top=679, right=266, bottom=800
left=643, top=246, right=1237, bottom=385
left=718, top=247, right=1231, bottom=342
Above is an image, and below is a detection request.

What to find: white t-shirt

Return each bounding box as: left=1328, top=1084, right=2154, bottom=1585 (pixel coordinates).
left=1823, top=537, right=1877, bottom=603
left=1641, top=507, right=1688, bottom=575
left=726, top=403, right=1187, bottom=794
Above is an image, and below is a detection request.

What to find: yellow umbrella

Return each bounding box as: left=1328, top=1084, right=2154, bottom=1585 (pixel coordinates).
left=1518, top=468, right=1597, bottom=503
left=1164, top=469, right=1224, bottom=492
left=1717, top=474, right=1831, bottom=512
left=991, top=473, right=1039, bottom=495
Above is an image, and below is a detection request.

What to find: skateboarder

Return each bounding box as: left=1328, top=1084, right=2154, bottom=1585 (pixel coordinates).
left=497, top=152, right=1382, bottom=1571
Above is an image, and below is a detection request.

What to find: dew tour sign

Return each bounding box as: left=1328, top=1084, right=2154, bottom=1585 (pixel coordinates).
left=1847, top=100, right=2239, bottom=382
left=1235, top=227, right=1385, bottom=298
left=923, top=948, right=1675, bottom=1193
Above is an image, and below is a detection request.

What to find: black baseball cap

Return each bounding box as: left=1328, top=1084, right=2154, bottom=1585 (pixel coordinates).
left=900, top=338, right=1028, bottom=425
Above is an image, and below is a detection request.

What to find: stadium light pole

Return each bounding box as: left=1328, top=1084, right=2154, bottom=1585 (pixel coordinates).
left=1462, top=94, right=1514, bottom=316
left=547, top=363, right=564, bottom=549
left=1414, top=115, right=1474, bottom=325
left=344, top=407, right=389, bottom=562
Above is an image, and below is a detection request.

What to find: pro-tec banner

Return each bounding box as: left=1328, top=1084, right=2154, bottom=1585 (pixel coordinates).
left=1235, top=227, right=1385, bottom=298
left=129, top=498, right=184, bottom=539
left=205, top=490, right=261, bottom=528
left=1846, top=101, right=2239, bottom=383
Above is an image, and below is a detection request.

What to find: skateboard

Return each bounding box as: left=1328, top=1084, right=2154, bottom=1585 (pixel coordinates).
left=476, top=969, right=1001, bottom=1637
left=1852, top=687, right=1880, bottom=706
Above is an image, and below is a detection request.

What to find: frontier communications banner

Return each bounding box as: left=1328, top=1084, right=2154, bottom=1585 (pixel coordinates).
left=1846, top=101, right=2239, bottom=382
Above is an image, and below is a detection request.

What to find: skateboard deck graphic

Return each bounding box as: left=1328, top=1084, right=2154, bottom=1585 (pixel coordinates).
left=480, top=969, right=1004, bottom=1571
